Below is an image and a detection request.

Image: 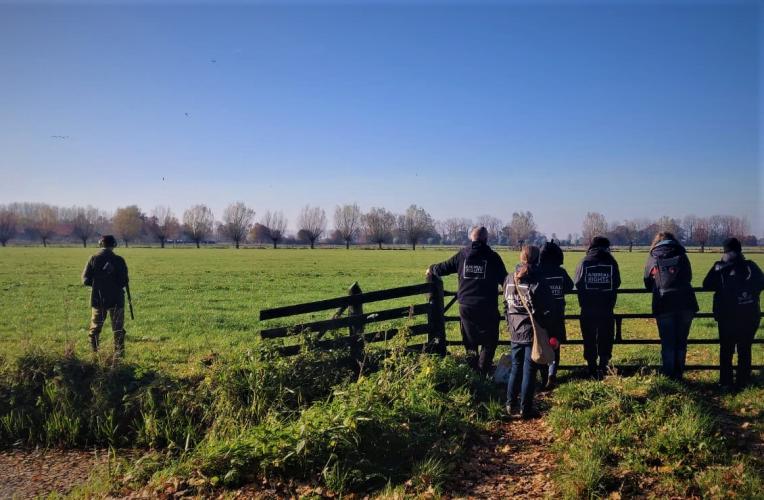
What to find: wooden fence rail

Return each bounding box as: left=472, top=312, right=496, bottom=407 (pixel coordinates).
left=259, top=277, right=763, bottom=370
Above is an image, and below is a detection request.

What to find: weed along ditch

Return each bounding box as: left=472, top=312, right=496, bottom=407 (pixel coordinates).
left=0, top=248, right=762, bottom=497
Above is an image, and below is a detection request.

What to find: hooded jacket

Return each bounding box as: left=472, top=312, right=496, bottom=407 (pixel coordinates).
left=539, top=262, right=574, bottom=341
left=643, top=239, right=698, bottom=315
left=82, top=248, right=129, bottom=308
left=503, top=266, right=555, bottom=344
left=430, top=241, right=508, bottom=307
left=702, top=251, right=764, bottom=320
left=574, top=247, right=621, bottom=315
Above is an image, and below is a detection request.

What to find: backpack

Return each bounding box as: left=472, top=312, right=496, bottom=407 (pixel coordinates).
left=720, top=262, right=758, bottom=308
left=653, top=255, right=682, bottom=296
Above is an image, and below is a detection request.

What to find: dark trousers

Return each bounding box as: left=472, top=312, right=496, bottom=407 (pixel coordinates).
left=580, top=315, right=614, bottom=370
left=718, top=315, right=760, bottom=388
left=459, top=304, right=500, bottom=376
left=507, top=343, right=539, bottom=412
left=656, top=310, right=694, bottom=380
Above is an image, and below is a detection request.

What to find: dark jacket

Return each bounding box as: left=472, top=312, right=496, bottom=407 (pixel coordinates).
left=82, top=249, right=129, bottom=308
left=574, top=247, right=621, bottom=315
left=431, top=241, right=508, bottom=307
left=503, top=266, right=555, bottom=344
left=539, top=263, right=574, bottom=341
left=643, top=239, right=698, bottom=315
left=702, top=251, right=764, bottom=320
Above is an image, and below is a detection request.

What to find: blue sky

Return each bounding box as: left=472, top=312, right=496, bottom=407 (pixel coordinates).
left=0, top=1, right=761, bottom=236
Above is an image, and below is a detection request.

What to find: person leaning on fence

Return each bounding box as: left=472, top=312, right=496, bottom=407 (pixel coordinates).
left=643, top=232, right=698, bottom=381
left=702, top=237, right=764, bottom=390
left=82, top=235, right=129, bottom=357
left=503, top=245, right=555, bottom=419
left=426, top=226, right=508, bottom=376
left=574, top=236, right=621, bottom=379
left=538, top=241, right=574, bottom=390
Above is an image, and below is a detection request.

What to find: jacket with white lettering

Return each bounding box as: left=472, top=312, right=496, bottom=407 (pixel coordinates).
left=643, top=239, right=698, bottom=315
left=430, top=241, right=508, bottom=307
left=574, top=247, right=621, bottom=316
left=702, top=251, right=764, bottom=321
left=539, top=263, right=574, bottom=341
left=503, top=267, right=555, bottom=344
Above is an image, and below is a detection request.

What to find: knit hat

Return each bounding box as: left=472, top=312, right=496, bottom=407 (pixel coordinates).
left=723, top=237, right=742, bottom=254
left=540, top=241, right=564, bottom=266
left=589, top=236, right=611, bottom=250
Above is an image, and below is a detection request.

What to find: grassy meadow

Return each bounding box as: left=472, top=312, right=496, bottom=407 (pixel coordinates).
left=0, top=246, right=762, bottom=497
left=1, top=246, right=762, bottom=373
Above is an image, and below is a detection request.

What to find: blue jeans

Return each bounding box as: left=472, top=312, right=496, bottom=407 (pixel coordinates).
left=507, top=343, right=539, bottom=412
left=656, top=310, right=694, bottom=380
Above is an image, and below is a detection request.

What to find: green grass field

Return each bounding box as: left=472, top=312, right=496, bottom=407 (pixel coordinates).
left=0, top=246, right=762, bottom=497
left=1, top=247, right=761, bottom=375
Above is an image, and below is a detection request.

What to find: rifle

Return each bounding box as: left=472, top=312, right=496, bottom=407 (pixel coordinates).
left=125, top=283, right=135, bottom=320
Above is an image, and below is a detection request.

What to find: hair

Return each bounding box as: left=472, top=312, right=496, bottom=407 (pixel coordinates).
left=515, top=244, right=540, bottom=279
left=650, top=231, right=676, bottom=249
left=99, top=235, right=117, bottom=248
left=540, top=241, right=564, bottom=267
left=470, top=226, right=488, bottom=243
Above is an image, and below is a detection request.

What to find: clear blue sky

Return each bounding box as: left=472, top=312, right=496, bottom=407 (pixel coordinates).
left=1, top=1, right=761, bottom=237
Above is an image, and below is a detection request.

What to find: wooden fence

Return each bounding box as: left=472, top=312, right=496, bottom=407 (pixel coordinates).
left=259, top=276, right=763, bottom=371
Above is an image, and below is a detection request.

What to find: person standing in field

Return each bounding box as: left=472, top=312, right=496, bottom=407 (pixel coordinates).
left=503, top=245, right=555, bottom=419
left=702, top=238, right=764, bottom=390
left=538, top=241, right=574, bottom=390
left=426, top=226, right=508, bottom=376
left=643, top=232, right=698, bottom=381
left=82, top=235, right=129, bottom=357
left=574, top=236, right=621, bottom=379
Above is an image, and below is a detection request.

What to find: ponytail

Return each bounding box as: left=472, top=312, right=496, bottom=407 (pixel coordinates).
left=515, top=245, right=540, bottom=280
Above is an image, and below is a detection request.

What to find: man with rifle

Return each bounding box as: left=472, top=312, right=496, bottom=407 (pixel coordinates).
left=82, top=235, right=131, bottom=358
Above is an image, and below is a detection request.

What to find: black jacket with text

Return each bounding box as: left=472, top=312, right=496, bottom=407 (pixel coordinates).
left=539, top=263, right=574, bottom=341
left=430, top=241, right=508, bottom=307
left=574, top=247, right=621, bottom=316
left=702, top=251, right=764, bottom=321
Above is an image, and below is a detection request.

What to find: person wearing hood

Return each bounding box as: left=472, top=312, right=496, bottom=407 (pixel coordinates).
left=503, top=245, right=555, bottom=419
left=574, top=236, right=621, bottom=378
left=702, top=238, right=764, bottom=389
left=644, top=232, right=698, bottom=380
left=427, top=226, right=508, bottom=376
left=538, top=241, right=574, bottom=389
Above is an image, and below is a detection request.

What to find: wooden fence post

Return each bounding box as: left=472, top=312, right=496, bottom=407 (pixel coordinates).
left=347, top=282, right=364, bottom=362
left=426, top=274, right=447, bottom=356
left=615, top=317, right=623, bottom=342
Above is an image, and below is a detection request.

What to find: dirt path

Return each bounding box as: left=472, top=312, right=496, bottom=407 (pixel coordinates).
left=447, top=410, right=558, bottom=499
left=0, top=448, right=109, bottom=499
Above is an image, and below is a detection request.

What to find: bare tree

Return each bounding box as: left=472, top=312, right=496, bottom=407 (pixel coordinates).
left=581, top=212, right=608, bottom=245
left=694, top=217, right=710, bottom=252
left=443, top=217, right=471, bottom=245
left=656, top=215, right=682, bottom=239
left=504, top=211, right=537, bottom=248
left=297, top=205, right=327, bottom=249
left=112, top=205, right=143, bottom=247
left=220, top=202, right=255, bottom=249
left=68, top=206, right=99, bottom=247
left=183, top=204, right=214, bottom=248
left=334, top=203, right=362, bottom=249
left=682, top=215, right=698, bottom=245
left=30, top=204, right=59, bottom=247
left=261, top=210, right=288, bottom=248
left=476, top=215, right=503, bottom=245
left=622, top=219, right=643, bottom=252
left=0, top=206, right=18, bottom=247
left=398, top=204, right=434, bottom=250
left=147, top=205, right=179, bottom=248
left=363, top=207, right=396, bottom=249
left=249, top=223, right=272, bottom=244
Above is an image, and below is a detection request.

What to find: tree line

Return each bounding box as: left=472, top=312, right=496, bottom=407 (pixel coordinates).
left=0, top=202, right=758, bottom=250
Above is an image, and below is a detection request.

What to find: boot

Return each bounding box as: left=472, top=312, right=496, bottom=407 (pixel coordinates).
left=545, top=374, right=557, bottom=391
left=89, top=334, right=99, bottom=353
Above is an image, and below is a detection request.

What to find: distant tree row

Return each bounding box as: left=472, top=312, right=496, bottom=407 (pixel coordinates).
left=0, top=202, right=759, bottom=249
left=580, top=212, right=758, bottom=252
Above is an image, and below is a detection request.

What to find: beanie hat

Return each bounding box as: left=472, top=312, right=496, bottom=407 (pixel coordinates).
left=540, top=241, right=564, bottom=267
left=723, top=237, right=742, bottom=254
left=589, top=236, right=611, bottom=250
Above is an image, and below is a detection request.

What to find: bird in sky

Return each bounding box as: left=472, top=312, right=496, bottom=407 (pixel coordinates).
left=210, top=59, right=217, bottom=63
left=185, top=112, right=190, bottom=117
left=50, top=135, right=69, bottom=139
